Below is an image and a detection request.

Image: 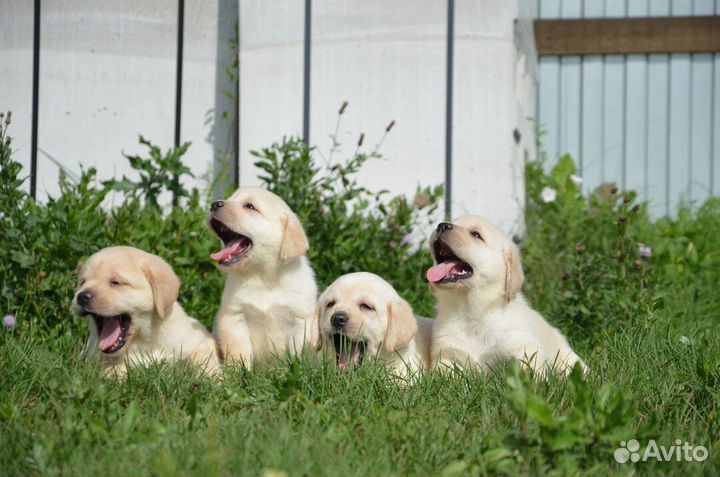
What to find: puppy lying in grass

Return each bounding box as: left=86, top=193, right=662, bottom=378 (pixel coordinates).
left=316, top=272, right=433, bottom=379
left=73, top=246, right=220, bottom=377
left=209, top=188, right=317, bottom=368
left=427, top=216, right=586, bottom=376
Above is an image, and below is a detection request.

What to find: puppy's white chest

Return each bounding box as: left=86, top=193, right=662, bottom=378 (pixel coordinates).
left=244, top=301, right=302, bottom=328
left=435, top=312, right=506, bottom=363
left=220, top=284, right=311, bottom=356
left=459, top=321, right=499, bottom=357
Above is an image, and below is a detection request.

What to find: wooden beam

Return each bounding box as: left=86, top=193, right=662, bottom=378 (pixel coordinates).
left=535, top=16, right=720, bottom=56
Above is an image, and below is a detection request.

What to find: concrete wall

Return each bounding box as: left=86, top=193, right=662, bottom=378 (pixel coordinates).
left=0, top=0, right=237, bottom=200
left=239, top=0, right=537, bottom=236
left=1, top=0, right=536, bottom=236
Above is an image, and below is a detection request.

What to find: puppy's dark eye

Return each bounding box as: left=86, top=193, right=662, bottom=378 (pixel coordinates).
left=359, top=303, right=375, bottom=311
left=470, top=231, right=484, bottom=241
left=110, top=279, right=123, bottom=287
left=326, top=301, right=335, bottom=309
left=244, top=203, right=256, bottom=211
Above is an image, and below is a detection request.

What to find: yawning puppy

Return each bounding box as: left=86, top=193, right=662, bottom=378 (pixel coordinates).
left=209, top=187, right=317, bottom=367
left=73, top=246, right=220, bottom=377
left=316, top=272, right=433, bottom=379
left=427, top=216, right=586, bottom=376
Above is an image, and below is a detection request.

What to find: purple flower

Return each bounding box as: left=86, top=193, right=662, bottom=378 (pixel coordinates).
left=401, top=234, right=413, bottom=246
left=638, top=245, right=652, bottom=258
left=570, top=175, right=584, bottom=187
left=3, top=314, right=16, bottom=328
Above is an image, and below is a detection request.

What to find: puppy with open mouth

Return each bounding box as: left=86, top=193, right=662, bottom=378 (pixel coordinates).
left=73, top=246, right=220, bottom=377
left=316, top=272, right=433, bottom=380
left=427, top=216, right=586, bottom=376
left=209, top=187, right=317, bottom=367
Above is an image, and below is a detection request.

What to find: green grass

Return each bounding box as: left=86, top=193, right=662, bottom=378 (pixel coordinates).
left=1, top=303, right=718, bottom=476
left=1, top=125, right=719, bottom=476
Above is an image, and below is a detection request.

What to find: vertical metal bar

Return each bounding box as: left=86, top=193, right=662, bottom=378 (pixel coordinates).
left=644, top=54, right=650, bottom=200
left=233, top=19, right=240, bottom=188
left=710, top=54, right=716, bottom=196
left=621, top=56, right=627, bottom=190
left=556, top=0, right=563, bottom=164
left=302, top=0, right=312, bottom=145
left=30, top=0, right=41, bottom=199
left=643, top=0, right=650, bottom=200
left=665, top=57, right=672, bottom=216
left=174, top=0, right=185, bottom=148
left=600, top=57, right=606, bottom=182
left=601, top=0, right=607, bottom=183
left=556, top=60, right=561, bottom=163
left=579, top=58, right=584, bottom=176
left=621, top=0, right=629, bottom=191
left=444, top=0, right=454, bottom=219
left=688, top=54, right=694, bottom=204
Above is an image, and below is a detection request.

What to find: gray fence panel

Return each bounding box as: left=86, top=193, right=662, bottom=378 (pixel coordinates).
left=536, top=0, right=720, bottom=216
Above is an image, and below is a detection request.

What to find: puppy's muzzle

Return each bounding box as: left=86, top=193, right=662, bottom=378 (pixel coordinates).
left=331, top=311, right=348, bottom=329
left=77, top=290, right=93, bottom=307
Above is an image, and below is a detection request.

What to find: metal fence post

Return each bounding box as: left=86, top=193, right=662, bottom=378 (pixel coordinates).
left=174, top=0, right=185, bottom=149
left=30, top=0, right=41, bottom=199
left=302, top=0, right=312, bottom=145
left=445, top=0, right=455, bottom=219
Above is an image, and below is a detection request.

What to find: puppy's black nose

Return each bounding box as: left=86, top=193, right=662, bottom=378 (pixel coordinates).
left=210, top=200, right=224, bottom=212
left=77, top=291, right=93, bottom=307
left=331, top=311, right=348, bottom=329
left=437, top=222, right=453, bottom=234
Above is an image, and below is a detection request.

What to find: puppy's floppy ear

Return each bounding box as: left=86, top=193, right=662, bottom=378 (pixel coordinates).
left=142, top=254, right=181, bottom=319
left=384, top=298, right=418, bottom=354
left=280, top=212, right=310, bottom=263
left=313, top=304, right=323, bottom=351
left=504, top=242, right=524, bottom=302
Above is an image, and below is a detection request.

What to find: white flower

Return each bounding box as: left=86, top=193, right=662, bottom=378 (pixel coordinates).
left=638, top=245, right=652, bottom=258
left=540, top=187, right=557, bottom=203
left=571, top=175, right=584, bottom=187
left=679, top=336, right=693, bottom=346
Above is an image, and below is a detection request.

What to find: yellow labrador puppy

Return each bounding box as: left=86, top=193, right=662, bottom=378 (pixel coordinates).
left=316, top=272, right=433, bottom=379
left=427, top=216, right=586, bottom=376
left=73, top=246, right=220, bottom=377
left=208, top=187, right=317, bottom=367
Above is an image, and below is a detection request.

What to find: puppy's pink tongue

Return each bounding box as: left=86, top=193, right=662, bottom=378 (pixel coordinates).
left=426, top=261, right=461, bottom=283
left=210, top=238, right=244, bottom=262
left=338, top=354, right=350, bottom=372
left=98, top=317, right=122, bottom=352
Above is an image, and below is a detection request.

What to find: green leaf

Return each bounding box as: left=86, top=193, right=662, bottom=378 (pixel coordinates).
left=551, top=154, right=577, bottom=190
left=526, top=393, right=554, bottom=427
